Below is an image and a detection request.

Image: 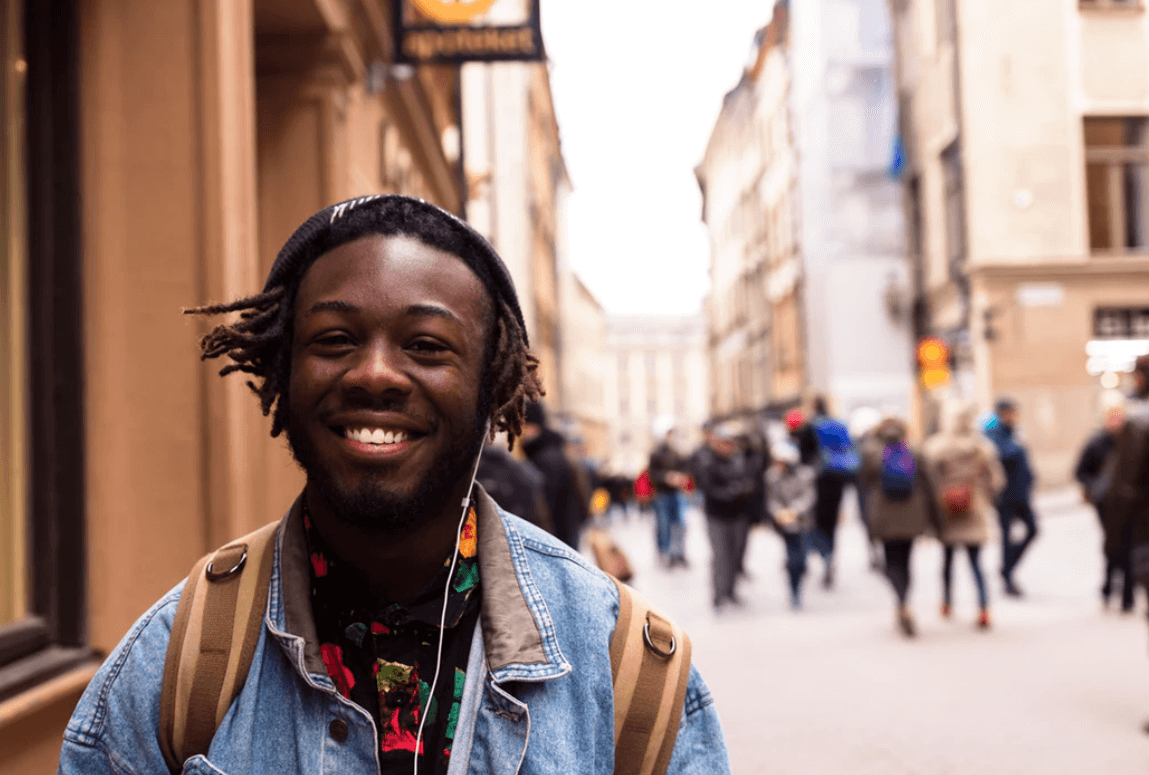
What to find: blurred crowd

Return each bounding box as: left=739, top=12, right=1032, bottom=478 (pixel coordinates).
left=480, top=355, right=1149, bottom=664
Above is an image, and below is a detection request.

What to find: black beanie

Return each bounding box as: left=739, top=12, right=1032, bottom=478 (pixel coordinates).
left=262, top=194, right=528, bottom=344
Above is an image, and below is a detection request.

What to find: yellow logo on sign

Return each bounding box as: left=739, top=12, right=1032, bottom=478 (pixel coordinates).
left=411, top=0, right=498, bottom=23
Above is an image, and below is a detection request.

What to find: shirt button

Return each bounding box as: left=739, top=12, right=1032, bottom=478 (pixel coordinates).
left=329, top=718, right=349, bottom=742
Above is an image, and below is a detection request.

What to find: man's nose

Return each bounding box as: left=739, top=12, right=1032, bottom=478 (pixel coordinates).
left=341, top=341, right=412, bottom=398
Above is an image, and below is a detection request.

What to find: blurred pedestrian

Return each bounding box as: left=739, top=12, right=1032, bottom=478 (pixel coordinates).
left=1102, top=355, right=1149, bottom=735
left=923, top=399, right=1006, bottom=629
left=808, top=396, right=860, bottom=589
left=521, top=401, right=589, bottom=550
left=1075, top=391, right=1132, bottom=610
left=851, top=406, right=886, bottom=572
left=694, top=422, right=759, bottom=609
left=859, top=415, right=939, bottom=637
left=984, top=397, right=1037, bottom=596
left=476, top=440, right=553, bottom=533
left=649, top=416, right=691, bottom=567
left=766, top=441, right=816, bottom=610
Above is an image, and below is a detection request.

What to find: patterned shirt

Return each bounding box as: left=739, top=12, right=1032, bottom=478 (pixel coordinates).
left=304, top=504, right=481, bottom=775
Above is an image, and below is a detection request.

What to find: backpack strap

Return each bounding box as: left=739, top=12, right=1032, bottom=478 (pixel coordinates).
left=158, top=520, right=279, bottom=773
left=609, top=576, right=692, bottom=775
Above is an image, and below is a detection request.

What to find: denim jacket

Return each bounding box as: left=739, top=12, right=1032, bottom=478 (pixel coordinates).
left=58, top=487, right=730, bottom=775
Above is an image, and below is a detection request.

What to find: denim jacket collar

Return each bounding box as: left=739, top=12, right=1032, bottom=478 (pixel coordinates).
left=265, top=486, right=572, bottom=684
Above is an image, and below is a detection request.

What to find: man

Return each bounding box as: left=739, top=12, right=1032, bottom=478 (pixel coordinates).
left=475, top=439, right=552, bottom=533
left=59, top=196, right=729, bottom=774
left=693, top=422, right=758, bottom=609
left=648, top=416, right=691, bottom=567
left=520, top=401, right=588, bottom=550
left=1075, top=392, right=1131, bottom=610
left=984, top=397, right=1037, bottom=597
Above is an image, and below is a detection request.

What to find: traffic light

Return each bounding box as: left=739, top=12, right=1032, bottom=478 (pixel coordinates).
left=917, top=336, right=950, bottom=389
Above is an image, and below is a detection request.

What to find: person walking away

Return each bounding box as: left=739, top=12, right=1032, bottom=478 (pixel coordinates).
left=984, top=397, right=1037, bottom=596
left=767, top=442, right=816, bottom=610
left=649, top=416, right=691, bottom=567
left=809, top=396, right=861, bottom=589
left=694, top=423, right=759, bottom=609
left=521, top=401, right=590, bottom=550
left=1103, top=355, right=1149, bottom=734
left=1075, top=391, right=1132, bottom=610
left=859, top=415, right=940, bottom=637
left=851, top=406, right=886, bottom=572
left=923, top=399, right=1006, bottom=629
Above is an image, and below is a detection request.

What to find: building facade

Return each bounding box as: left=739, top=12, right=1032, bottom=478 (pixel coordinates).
left=890, top=0, right=1149, bottom=484
left=697, top=3, right=806, bottom=422
left=0, top=0, right=483, bottom=769
left=789, top=0, right=914, bottom=418
left=603, top=315, right=710, bottom=477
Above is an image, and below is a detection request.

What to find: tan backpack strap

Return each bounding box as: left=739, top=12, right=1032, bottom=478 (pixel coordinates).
left=158, top=521, right=279, bottom=773
left=609, top=576, right=692, bottom=775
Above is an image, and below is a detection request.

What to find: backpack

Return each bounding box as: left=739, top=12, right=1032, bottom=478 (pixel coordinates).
left=159, top=522, right=691, bottom=775
left=813, top=418, right=860, bottom=476
left=880, top=442, right=915, bottom=500
left=936, top=447, right=982, bottom=519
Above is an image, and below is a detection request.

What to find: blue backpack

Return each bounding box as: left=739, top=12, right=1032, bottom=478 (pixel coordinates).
left=881, top=442, right=916, bottom=500
left=813, top=418, right=859, bottom=476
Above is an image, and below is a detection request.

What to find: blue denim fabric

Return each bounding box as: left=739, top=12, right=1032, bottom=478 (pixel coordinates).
left=58, top=496, right=730, bottom=775
left=652, top=492, right=684, bottom=560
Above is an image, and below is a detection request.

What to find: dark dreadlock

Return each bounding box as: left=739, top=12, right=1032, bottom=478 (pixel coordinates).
left=184, top=196, right=543, bottom=447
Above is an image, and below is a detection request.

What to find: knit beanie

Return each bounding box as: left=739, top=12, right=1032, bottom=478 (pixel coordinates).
left=262, top=194, right=528, bottom=343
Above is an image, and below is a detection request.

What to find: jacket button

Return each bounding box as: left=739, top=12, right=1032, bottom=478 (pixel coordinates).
left=329, top=718, right=349, bottom=742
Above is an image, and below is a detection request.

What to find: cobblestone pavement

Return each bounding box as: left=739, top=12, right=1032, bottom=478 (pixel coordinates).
left=594, top=489, right=1149, bottom=774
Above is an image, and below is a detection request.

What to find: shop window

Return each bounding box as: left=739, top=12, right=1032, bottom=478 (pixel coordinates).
left=1085, top=117, right=1149, bottom=254
left=0, top=0, right=91, bottom=701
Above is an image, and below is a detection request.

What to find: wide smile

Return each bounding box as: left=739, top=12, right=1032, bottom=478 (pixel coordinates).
left=334, top=425, right=422, bottom=458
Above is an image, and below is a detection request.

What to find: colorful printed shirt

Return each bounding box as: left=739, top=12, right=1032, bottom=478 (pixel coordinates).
left=304, top=504, right=481, bottom=775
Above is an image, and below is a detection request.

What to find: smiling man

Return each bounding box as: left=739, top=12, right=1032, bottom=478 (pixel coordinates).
left=58, top=196, right=730, bottom=775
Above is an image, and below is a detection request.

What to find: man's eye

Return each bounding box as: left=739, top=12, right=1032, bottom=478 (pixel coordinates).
left=409, top=339, right=448, bottom=354
left=314, top=333, right=354, bottom=348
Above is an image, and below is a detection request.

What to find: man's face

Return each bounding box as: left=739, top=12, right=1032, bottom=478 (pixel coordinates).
left=286, top=235, right=490, bottom=536
left=999, top=406, right=1017, bottom=427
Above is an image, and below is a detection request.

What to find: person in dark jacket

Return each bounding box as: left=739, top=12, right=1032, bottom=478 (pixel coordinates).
left=648, top=416, right=691, bottom=567
left=984, top=397, right=1037, bottom=597
left=1076, top=392, right=1131, bottom=610
left=521, top=402, right=588, bottom=550
left=693, top=422, right=759, bottom=609
left=805, top=396, right=860, bottom=590
left=476, top=440, right=553, bottom=534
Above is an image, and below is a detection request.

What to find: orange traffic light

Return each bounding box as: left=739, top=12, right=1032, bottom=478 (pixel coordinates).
left=917, top=336, right=950, bottom=389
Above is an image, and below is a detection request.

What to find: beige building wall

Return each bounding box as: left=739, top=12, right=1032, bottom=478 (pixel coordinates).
left=0, top=0, right=466, bottom=770
left=559, top=275, right=609, bottom=461
left=604, top=315, right=709, bottom=476
left=892, top=0, right=1149, bottom=486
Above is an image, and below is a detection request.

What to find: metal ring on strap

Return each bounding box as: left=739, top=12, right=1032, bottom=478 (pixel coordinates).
left=642, top=619, right=677, bottom=658
left=205, top=544, right=248, bottom=582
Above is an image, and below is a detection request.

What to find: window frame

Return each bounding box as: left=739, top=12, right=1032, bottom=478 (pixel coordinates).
left=0, top=0, right=91, bottom=703
left=1079, top=0, right=1144, bottom=11
left=1084, top=116, right=1149, bottom=256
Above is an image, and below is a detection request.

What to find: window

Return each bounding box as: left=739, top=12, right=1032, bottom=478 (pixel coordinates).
left=1085, top=117, right=1149, bottom=254
left=1094, top=307, right=1149, bottom=338
left=941, top=141, right=967, bottom=269
left=0, top=0, right=91, bottom=700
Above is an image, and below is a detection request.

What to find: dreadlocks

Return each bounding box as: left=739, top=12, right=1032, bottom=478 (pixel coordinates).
left=184, top=196, right=543, bottom=447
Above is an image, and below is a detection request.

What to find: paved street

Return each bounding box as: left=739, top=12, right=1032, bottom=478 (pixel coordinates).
left=598, top=490, right=1149, bottom=774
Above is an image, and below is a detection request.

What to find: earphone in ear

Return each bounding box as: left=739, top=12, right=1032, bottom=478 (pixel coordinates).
left=413, top=420, right=490, bottom=775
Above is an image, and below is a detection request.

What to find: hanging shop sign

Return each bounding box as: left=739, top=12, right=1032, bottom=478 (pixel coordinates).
left=396, top=0, right=544, bottom=64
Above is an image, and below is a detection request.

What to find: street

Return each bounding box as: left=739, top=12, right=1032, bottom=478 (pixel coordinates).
left=601, top=490, right=1149, bottom=774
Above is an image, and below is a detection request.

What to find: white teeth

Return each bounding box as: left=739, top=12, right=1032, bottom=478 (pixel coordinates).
left=345, top=427, right=408, bottom=445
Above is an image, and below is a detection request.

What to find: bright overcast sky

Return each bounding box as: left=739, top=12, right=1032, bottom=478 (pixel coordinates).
left=540, top=0, right=774, bottom=316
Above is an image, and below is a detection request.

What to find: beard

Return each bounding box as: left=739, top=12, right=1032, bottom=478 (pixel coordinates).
left=286, top=405, right=488, bottom=537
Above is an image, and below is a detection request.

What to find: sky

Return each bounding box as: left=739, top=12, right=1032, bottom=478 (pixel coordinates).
left=540, top=0, right=776, bottom=316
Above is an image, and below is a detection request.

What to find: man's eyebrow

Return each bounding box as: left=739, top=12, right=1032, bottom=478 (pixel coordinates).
left=405, top=304, right=461, bottom=324
left=305, top=300, right=359, bottom=316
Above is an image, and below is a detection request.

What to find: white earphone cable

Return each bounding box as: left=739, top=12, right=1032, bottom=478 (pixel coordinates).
left=413, top=426, right=487, bottom=775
